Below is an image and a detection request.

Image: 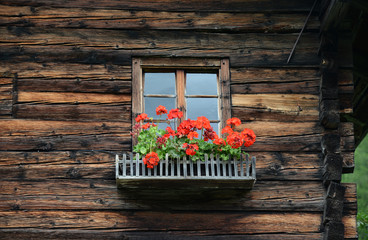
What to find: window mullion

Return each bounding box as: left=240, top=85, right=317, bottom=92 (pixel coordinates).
left=176, top=70, right=186, bottom=124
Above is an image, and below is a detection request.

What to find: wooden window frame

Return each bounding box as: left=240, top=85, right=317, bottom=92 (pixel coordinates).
left=132, top=57, right=230, bottom=136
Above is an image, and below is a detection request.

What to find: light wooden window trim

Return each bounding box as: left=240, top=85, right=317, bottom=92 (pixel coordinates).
left=132, top=57, right=230, bottom=134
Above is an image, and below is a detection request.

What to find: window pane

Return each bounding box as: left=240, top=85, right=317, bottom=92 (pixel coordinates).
left=186, top=98, right=218, bottom=120
left=144, top=73, right=175, bottom=95
left=186, top=73, right=217, bottom=95
left=210, top=122, right=219, bottom=135
left=144, top=97, right=176, bottom=119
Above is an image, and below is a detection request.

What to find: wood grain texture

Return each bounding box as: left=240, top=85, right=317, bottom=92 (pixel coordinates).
left=0, top=210, right=322, bottom=234
left=0, top=179, right=325, bottom=211
left=232, top=94, right=319, bottom=122
left=0, top=119, right=131, bottom=151
left=0, top=78, right=13, bottom=116
left=0, top=0, right=319, bottom=12
left=0, top=229, right=324, bottom=240
left=230, top=68, right=320, bottom=94
left=0, top=8, right=320, bottom=33
left=0, top=29, right=320, bottom=67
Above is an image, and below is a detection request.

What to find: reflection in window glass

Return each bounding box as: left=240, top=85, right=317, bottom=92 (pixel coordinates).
left=186, top=73, right=217, bottom=95
left=186, top=98, right=218, bottom=120
left=144, top=73, right=176, bottom=95
left=144, top=97, right=176, bottom=119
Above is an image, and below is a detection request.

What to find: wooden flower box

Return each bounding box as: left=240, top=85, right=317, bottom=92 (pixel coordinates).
left=116, top=153, right=256, bottom=189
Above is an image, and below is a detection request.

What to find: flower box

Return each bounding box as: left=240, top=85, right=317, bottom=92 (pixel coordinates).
left=116, top=153, right=256, bottom=189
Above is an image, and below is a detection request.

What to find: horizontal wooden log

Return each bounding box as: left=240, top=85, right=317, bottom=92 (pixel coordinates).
left=232, top=94, right=319, bottom=121
left=0, top=28, right=320, bottom=50
left=17, top=79, right=131, bottom=94
left=0, top=30, right=320, bottom=66
left=14, top=103, right=131, bottom=121
left=230, top=68, right=320, bottom=94
left=0, top=119, right=131, bottom=151
left=0, top=179, right=325, bottom=211
left=0, top=151, right=322, bottom=181
left=343, top=183, right=357, bottom=212
left=0, top=210, right=322, bottom=234
left=0, top=78, right=13, bottom=116
left=340, top=122, right=355, bottom=152
left=0, top=229, right=324, bottom=240
left=17, top=91, right=130, bottom=104
left=0, top=0, right=320, bottom=12
left=0, top=62, right=131, bottom=79
left=0, top=9, right=320, bottom=33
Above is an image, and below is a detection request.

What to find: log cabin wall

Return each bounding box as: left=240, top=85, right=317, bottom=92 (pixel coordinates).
left=0, top=0, right=357, bottom=239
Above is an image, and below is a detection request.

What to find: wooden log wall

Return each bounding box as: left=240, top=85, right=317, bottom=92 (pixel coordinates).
left=0, top=0, right=357, bottom=239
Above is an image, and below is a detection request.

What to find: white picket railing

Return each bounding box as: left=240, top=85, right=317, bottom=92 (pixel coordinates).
left=116, top=153, right=256, bottom=180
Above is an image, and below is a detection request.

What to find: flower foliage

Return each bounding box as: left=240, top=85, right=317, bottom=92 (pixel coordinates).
left=132, top=105, right=256, bottom=168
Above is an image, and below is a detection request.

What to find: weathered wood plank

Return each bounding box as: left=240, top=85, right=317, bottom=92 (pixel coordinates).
left=15, top=103, right=131, bottom=121
left=0, top=28, right=319, bottom=50
left=0, top=8, right=320, bottom=33
left=0, top=119, right=131, bottom=151
left=0, top=210, right=322, bottom=234
left=0, top=0, right=320, bottom=12
left=230, top=68, right=320, bottom=94
left=17, top=79, right=131, bottom=94
left=0, top=229, right=324, bottom=240
left=17, top=92, right=130, bottom=104
left=0, top=29, right=320, bottom=66
left=0, top=62, right=131, bottom=79
left=0, top=151, right=322, bottom=180
left=0, top=180, right=324, bottom=211
left=232, top=94, right=319, bottom=121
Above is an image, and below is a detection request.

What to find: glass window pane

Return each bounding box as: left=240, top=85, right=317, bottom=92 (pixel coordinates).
left=186, top=73, right=217, bottom=95
left=186, top=98, right=218, bottom=120
left=144, top=97, right=176, bottom=119
left=210, top=122, right=219, bottom=135
left=144, top=73, right=175, bottom=95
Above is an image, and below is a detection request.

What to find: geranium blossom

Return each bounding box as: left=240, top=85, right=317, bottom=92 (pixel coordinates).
left=196, top=116, right=211, bottom=130
left=213, top=137, right=226, bottom=146
left=135, top=113, right=148, bottom=123
left=156, top=105, right=167, bottom=115
left=227, top=132, right=243, bottom=149
left=177, top=119, right=196, bottom=137
left=167, top=108, right=183, bottom=119
left=226, top=117, right=241, bottom=127
left=203, top=127, right=217, bottom=141
left=143, top=152, right=160, bottom=168
left=142, top=122, right=156, bottom=130
left=182, top=143, right=199, bottom=156
left=187, top=131, right=199, bottom=140
left=241, top=128, right=256, bottom=147
left=221, top=125, right=233, bottom=135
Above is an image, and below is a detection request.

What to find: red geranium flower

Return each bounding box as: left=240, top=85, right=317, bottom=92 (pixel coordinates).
left=143, top=152, right=160, bottom=168
left=226, top=132, right=243, bottom=149
left=203, top=127, right=217, bottom=141
left=187, top=131, right=199, bottom=140
left=167, top=108, right=183, bottom=119
left=221, top=125, right=233, bottom=135
left=135, top=113, right=148, bottom=123
left=213, top=137, right=226, bottom=146
left=142, top=122, right=156, bottom=130
left=177, top=119, right=196, bottom=137
left=241, top=128, right=256, bottom=147
left=196, top=116, right=211, bottom=130
left=226, top=117, right=241, bottom=127
left=182, top=143, right=199, bottom=156
left=156, top=105, right=167, bottom=115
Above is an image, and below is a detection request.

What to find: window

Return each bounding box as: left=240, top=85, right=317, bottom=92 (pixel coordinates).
left=132, top=58, right=230, bottom=136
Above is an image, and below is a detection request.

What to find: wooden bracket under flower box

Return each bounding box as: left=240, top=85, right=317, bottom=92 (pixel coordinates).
left=116, top=153, right=256, bottom=189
